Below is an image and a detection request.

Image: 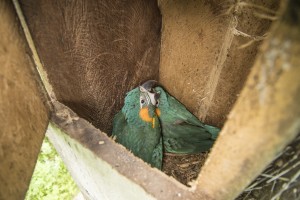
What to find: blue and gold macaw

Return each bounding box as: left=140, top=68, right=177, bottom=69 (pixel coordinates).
left=112, top=81, right=163, bottom=169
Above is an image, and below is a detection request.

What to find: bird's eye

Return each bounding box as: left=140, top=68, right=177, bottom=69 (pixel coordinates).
left=141, top=99, right=145, bottom=104
left=156, top=100, right=159, bottom=106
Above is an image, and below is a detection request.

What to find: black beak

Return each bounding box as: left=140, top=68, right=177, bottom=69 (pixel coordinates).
left=140, top=80, right=157, bottom=92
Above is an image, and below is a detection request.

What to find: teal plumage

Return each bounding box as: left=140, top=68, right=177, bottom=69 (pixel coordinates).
left=112, top=87, right=162, bottom=169
left=153, top=86, right=220, bottom=154
left=112, top=81, right=220, bottom=170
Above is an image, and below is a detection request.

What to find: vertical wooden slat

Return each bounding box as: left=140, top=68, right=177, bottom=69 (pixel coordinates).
left=0, top=1, right=50, bottom=199
left=158, top=0, right=278, bottom=127
left=20, top=0, right=162, bottom=134
left=196, top=1, right=300, bottom=199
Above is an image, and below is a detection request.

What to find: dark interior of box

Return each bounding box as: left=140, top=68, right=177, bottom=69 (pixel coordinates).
left=20, top=0, right=279, bottom=185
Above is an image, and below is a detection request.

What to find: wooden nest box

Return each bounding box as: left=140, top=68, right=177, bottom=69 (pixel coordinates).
left=1, top=0, right=299, bottom=199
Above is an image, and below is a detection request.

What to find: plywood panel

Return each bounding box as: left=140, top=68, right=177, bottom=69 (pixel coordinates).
left=159, top=0, right=278, bottom=127
left=0, top=1, right=50, bottom=199
left=20, top=0, right=161, bottom=134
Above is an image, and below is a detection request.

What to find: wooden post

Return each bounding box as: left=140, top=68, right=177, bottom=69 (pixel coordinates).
left=0, top=1, right=50, bottom=199
left=196, top=1, right=300, bottom=199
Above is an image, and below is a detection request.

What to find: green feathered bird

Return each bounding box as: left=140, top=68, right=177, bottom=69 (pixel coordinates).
left=112, top=82, right=163, bottom=169
left=148, top=82, right=220, bottom=154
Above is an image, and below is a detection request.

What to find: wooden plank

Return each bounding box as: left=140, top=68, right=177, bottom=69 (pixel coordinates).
left=20, top=0, right=161, bottom=134
left=47, top=123, right=155, bottom=200
left=0, top=1, right=50, bottom=199
left=49, top=101, right=201, bottom=200
left=12, top=1, right=298, bottom=200
left=196, top=1, right=300, bottom=199
left=158, top=0, right=278, bottom=127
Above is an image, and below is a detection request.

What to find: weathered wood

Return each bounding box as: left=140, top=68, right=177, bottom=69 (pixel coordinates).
left=10, top=0, right=298, bottom=199
left=158, top=0, right=278, bottom=127
left=48, top=101, right=201, bottom=200
left=0, top=1, right=50, bottom=199
left=47, top=123, right=155, bottom=200
left=196, top=1, right=300, bottom=199
left=20, top=0, right=161, bottom=134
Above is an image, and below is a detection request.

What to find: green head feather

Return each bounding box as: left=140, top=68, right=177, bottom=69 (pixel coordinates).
left=154, top=86, right=169, bottom=108
left=122, top=87, right=157, bottom=126
left=122, top=87, right=140, bottom=124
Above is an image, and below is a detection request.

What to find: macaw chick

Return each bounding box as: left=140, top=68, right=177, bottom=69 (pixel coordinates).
left=152, top=85, right=220, bottom=154
left=112, top=83, right=162, bottom=169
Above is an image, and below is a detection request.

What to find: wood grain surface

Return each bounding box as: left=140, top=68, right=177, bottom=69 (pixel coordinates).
left=0, top=1, right=50, bottom=199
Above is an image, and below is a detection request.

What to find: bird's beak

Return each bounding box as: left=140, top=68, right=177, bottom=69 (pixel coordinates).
left=140, top=80, right=158, bottom=106
left=140, top=80, right=157, bottom=92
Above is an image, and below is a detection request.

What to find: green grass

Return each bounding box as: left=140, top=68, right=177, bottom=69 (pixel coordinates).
left=25, top=137, right=79, bottom=200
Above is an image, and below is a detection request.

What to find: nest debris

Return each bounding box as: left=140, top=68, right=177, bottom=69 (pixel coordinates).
left=162, top=133, right=300, bottom=200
